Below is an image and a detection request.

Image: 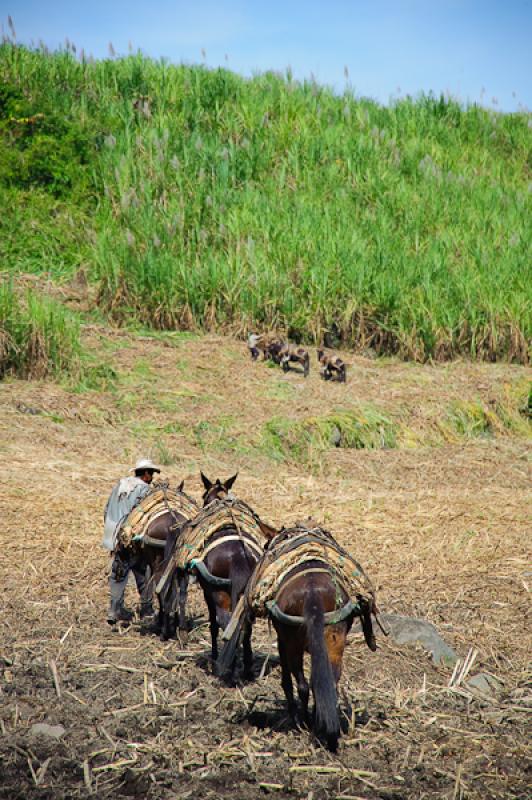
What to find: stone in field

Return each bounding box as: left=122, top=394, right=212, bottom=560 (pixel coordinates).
left=380, top=613, right=458, bottom=665
left=30, top=722, right=66, bottom=740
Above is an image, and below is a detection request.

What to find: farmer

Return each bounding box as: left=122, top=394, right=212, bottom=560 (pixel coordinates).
left=102, top=458, right=160, bottom=624
left=247, top=332, right=261, bottom=360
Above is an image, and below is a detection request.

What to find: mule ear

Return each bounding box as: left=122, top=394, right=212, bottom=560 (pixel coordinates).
left=200, top=471, right=212, bottom=491
left=177, top=479, right=184, bottom=492
left=258, top=518, right=278, bottom=540
left=224, top=472, right=238, bottom=492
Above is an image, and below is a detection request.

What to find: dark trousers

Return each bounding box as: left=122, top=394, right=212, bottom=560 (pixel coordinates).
left=108, top=550, right=148, bottom=613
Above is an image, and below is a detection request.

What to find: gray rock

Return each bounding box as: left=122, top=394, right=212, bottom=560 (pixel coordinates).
left=30, top=723, right=66, bottom=740
left=466, top=672, right=503, bottom=699
left=380, top=613, right=458, bottom=666
left=329, top=425, right=342, bottom=447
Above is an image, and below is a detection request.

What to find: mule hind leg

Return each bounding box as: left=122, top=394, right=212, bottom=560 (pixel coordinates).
left=278, top=636, right=297, bottom=721
left=292, top=641, right=310, bottom=725
left=177, top=570, right=189, bottom=633
left=202, top=587, right=221, bottom=669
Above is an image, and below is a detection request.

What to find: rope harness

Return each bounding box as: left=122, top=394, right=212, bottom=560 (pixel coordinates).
left=249, top=525, right=374, bottom=614
left=117, top=482, right=198, bottom=550
left=223, top=524, right=376, bottom=639
left=156, top=498, right=269, bottom=593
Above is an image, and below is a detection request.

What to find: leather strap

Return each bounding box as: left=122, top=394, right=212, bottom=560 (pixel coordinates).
left=201, top=533, right=264, bottom=560
left=266, top=599, right=360, bottom=627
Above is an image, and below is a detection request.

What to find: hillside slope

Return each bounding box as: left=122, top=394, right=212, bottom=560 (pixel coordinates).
left=1, top=43, right=531, bottom=362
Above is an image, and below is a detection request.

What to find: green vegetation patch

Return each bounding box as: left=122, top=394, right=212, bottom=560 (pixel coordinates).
left=266, top=380, right=297, bottom=400
left=0, top=280, right=118, bottom=389
left=262, top=405, right=398, bottom=463
left=192, top=416, right=250, bottom=455
left=0, top=280, right=83, bottom=379
left=69, top=362, right=118, bottom=392
left=444, top=387, right=532, bottom=440
left=0, top=44, right=531, bottom=361
left=153, top=437, right=177, bottom=466
left=446, top=400, right=495, bottom=438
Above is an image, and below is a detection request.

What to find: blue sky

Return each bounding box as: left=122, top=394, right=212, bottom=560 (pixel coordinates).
left=1, top=1, right=531, bottom=111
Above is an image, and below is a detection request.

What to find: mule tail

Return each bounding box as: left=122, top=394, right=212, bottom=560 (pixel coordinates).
left=304, top=591, right=340, bottom=751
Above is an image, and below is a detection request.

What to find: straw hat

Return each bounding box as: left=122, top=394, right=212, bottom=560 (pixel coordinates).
left=130, top=458, right=161, bottom=474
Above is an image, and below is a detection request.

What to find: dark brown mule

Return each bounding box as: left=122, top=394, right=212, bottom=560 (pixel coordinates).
left=220, top=524, right=377, bottom=751
left=130, top=481, right=197, bottom=636
left=271, top=562, right=374, bottom=751
left=248, top=333, right=310, bottom=377
left=269, top=341, right=310, bottom=377
left=317, top=348, right=346, bottom=382
left=160, top=473, right=261, bottom=680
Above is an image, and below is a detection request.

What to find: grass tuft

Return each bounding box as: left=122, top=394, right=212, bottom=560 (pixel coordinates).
left=444, top=388, right=532, bottom=439
left=0, top=280, right=83, bottom=379
left=262, top=405, right=398, bottom=464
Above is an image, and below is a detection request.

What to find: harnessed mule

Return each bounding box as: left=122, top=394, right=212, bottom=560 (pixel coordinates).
left=158, top=473, right=267, bottom=680
left=118, top=481, right=198, bottom=635
left=269, top=341, right=310, bottom=377
left=247, top=333, right=310, bottom=377
left=220, top=523, right=380, bottom=751
left=317, top=348, right=347, bottom=382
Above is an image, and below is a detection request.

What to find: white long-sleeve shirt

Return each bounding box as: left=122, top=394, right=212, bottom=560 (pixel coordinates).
left=102, top=476, right=151, bottom=550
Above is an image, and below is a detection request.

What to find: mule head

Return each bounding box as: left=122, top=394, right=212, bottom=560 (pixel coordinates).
left=200, top=471, right=238, bottom=506
left=257, top=518, right=279, bottom=545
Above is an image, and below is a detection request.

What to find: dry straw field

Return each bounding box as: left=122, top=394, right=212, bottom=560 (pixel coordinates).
left=0, top=330, right=530, bottom=799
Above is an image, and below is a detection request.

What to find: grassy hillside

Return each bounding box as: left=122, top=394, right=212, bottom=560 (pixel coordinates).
left=1, top=42, right=531, bottom=363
